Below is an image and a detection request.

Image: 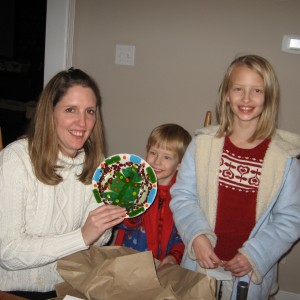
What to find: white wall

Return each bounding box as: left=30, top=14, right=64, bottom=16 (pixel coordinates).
left=72, top=0, right=300, bottom=157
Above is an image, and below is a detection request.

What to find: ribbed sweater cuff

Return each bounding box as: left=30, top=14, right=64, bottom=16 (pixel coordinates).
left=45, top=228, right=89, bottom=259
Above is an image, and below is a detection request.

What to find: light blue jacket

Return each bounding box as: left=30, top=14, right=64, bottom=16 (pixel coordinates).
left=170, top=126, right=300, bottom=300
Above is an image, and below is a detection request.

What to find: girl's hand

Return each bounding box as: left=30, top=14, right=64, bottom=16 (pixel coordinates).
left=158, top=255, right=177, bottom=269
left=193, top=234, right=222, bottom=269
left=223, top=253, right=252, bottom=277
left=81, top=205, right=126, bottom=246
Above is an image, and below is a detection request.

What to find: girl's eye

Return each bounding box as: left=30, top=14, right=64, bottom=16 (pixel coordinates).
left=233, top=87, right=243, bottom=92
left=254, top=88, right=264, bottom=94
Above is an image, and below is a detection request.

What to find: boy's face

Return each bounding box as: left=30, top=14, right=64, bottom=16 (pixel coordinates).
left=146, top=144, right=180, bottom=186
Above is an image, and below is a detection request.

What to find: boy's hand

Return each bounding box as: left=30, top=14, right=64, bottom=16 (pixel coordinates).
left=157, top=254, right=177, bottom=269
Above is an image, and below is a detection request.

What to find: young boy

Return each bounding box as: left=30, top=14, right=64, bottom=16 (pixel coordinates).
left=115, top=123, right=191, bottom=268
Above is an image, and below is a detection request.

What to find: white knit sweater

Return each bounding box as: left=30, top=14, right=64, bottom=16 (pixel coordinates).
left=0, top=139, right=111, bottom=292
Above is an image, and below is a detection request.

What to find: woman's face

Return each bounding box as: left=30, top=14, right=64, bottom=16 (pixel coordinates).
left=53, top=85, right=97, bottom=157
left=227, top=66, right=265, bottom=127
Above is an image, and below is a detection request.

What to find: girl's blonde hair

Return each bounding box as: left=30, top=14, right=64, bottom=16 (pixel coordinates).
left=216, top=54, right=280, bottom=141
left=146, top=124, right=192, bottom=161
left=26, top=68, right=105, bottom=185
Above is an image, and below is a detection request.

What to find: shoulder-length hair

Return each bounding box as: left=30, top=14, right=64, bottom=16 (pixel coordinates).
left=216, top=54, right=280, bottom=141
left=26, top=68, right=105, bottom=185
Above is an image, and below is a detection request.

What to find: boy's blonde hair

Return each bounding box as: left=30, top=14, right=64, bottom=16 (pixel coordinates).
left=146, top=124, right=192, bottom=161
left=216, top=54, right=280, bottom=141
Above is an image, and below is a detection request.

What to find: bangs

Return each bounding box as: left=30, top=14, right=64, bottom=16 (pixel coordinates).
left=151, top=140, right=178, bottom=153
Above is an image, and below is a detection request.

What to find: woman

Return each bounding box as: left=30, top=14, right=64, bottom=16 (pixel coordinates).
left=0, top=68, right=126, bottom=299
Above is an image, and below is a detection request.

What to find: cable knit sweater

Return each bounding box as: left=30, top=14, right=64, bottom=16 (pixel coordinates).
left=0, top=139, right=111, bottom=292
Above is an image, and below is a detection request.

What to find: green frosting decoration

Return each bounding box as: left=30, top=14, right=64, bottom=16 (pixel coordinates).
left=128, top=206, right=145, bottom=217
left=101, top=166, right=143, bottom=212
left=93, top=189, right=102, bottom=204
left=105, top=155, right=121, bottom=165
left=146, top=166, right=156, bottom=183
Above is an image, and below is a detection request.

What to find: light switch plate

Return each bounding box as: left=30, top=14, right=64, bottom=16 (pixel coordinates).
left=115, top=44, right=135, bottom=66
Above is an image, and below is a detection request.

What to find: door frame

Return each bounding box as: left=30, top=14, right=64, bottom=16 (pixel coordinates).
left=44, top=0, right=75, bottom=85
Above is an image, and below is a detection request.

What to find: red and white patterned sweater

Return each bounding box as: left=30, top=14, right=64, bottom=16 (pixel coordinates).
left=214, top=136, right=270, bottom=261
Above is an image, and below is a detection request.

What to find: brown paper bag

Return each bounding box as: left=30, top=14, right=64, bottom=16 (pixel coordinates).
left=56, top=246, right=215, bottom=300
left=157, top=264, right=215, bottom=300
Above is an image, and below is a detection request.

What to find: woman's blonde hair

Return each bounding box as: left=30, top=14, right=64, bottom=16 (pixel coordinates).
left=26, top=68, right=105, bottom=185
left=146, top=124, right=192, bottom=161
left=216, top=54, right=280, bottom=141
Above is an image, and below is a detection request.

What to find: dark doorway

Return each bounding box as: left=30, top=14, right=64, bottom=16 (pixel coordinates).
left=0, top=0, right=47, bottom=146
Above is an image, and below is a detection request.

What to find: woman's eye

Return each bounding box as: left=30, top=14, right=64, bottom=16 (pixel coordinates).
left=66, top=107, right=75, bottom=113
left=87, top=109, right=96, bottom=115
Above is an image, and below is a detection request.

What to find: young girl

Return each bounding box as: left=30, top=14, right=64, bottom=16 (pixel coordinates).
left=115, top=123, right=191, bottom=268
left=170, top=55, right=300, bottom=299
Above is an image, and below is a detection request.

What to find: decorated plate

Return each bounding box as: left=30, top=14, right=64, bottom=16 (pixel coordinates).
left=92, top=154, right=157, bottom=218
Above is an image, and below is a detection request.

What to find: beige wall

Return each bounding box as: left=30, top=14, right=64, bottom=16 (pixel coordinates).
left=72, top=0, right=300, bottom=294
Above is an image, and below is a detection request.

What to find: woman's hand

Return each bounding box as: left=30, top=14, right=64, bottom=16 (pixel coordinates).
left=81, top=205, right=126, bottom=246
left=193, top=234, right=222, bottom=269
left=223, top=253, right=252, bottom=277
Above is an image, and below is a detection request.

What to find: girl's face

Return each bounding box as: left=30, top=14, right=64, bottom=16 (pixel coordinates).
left=146, top=144, right=180, bottom=186
left=53, top=85, right=97, bottom=157
left=227, top=66, right=265, bottom=127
